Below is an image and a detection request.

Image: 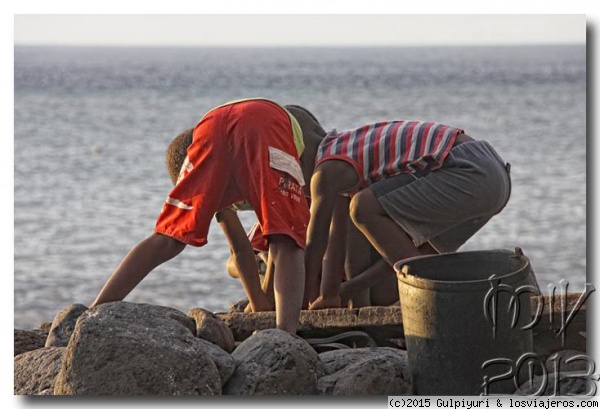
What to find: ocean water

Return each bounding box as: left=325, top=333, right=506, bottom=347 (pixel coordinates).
left=14, top=45, right=586, bottom=329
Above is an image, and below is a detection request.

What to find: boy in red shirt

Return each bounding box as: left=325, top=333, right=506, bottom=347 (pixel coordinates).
left=91, top=99, right=325, bottom=333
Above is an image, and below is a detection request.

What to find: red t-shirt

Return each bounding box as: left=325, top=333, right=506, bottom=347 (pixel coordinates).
left=155, top=99, right=310, bottom=249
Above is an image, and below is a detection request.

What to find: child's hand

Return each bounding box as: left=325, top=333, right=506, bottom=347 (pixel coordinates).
left=308, top=294, right=342, bottom=310
left=244, top=298, right=275, bottom=313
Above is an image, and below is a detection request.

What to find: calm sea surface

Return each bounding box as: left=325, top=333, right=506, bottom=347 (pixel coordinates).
left=14, top=45, right=586, bottom=328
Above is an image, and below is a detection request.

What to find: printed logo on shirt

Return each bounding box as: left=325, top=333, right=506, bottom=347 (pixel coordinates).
left=268, top=146, right=305, bottom=186
left=278, top=175, right=304, bottom=204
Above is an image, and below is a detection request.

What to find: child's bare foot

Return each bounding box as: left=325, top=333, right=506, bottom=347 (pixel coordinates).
left=244, top=299, right=275, bottom=313
left=308, top=294, right=342, bottom=310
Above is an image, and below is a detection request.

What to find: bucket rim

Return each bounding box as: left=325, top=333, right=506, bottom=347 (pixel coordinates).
left=394, top=248, right=531, bottom=292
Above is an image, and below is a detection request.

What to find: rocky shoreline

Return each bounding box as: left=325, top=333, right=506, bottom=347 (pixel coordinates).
left=14, top=302, right=412, bottom=396
left=14, top=295, right=589, bottom=396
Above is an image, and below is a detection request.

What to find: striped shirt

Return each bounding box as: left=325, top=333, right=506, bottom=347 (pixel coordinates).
left=316, top=121, right=464, bottom=186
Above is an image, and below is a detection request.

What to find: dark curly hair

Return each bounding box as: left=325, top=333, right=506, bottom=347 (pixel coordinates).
left=165, top=128, right=194, bottom=185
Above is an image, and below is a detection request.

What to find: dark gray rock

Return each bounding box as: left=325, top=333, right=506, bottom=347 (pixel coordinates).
left=318, top=347, right=412, bottom=395
left=14, top=329, right=47, bottom=356
left=54, top=301, right=220, bottom=396
left=196, top=338, right=235, bottom=385
left=45, top=304, right=88, bottom=347
left=224, top=329, right=326, bottom=395
left=14, top=347, right=66, bottom=395
left=188, top=308, right=236, bottom=353
left=229, top=298, right=249, bottom=313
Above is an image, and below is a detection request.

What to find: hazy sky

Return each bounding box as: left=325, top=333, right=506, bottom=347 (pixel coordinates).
left=14, top=14, right=585, bottom=47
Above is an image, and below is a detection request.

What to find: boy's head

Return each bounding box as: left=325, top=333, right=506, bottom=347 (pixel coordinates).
left=285, top=105, right=326, bottom=139
left=166, top=128, right=194, bottom=185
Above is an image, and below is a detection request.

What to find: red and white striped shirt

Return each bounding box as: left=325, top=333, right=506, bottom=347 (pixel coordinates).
left=316, top=121, right=464, bottom=187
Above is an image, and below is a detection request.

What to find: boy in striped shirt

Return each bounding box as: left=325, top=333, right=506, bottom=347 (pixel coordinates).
left=305, top=120, right=511, bottom=309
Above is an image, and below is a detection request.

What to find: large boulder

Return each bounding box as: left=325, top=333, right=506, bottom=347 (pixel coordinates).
left=188, top=308, right=236, bottom=353
left=54, top=301, right=221, bottom=396
left=14, top=329, right=47, bottom=356
left=317, top=347, right=412, bottom=395
left=224, top=329, right=326, bottom=395
left=14, top=347, right=66, bottom=395
left=45, top=303, right=88, bottom=347
left=195, top=338, right=236, bottom=385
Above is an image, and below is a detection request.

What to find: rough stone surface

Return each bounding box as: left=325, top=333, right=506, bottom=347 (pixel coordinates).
left=217, top=306, right=404, bottom=341
left=195, top=338, right=236, bottom=385
left=229, top=298, right=249, bottom=313
left=517, top=371, right=595, bottom=396
left=14, top=329, right=47, bottom=356
left=188, top=308, right=236, bottom=353
left=14, top=347, right=66, bottom=395
left=54, top=301, right=221, bottom=396
left=219, top=295, right=588, bottom=353
left=317, top=347, right=412, bottom=395
left=39, top=322, right=53, bottom=332
left=224, top=329, right=326, bottom=395
left=14, top=292, right=585, bottom=397
left=45, top=303, right=88, bottom=347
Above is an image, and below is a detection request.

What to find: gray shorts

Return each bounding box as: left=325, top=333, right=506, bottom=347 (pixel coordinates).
left=370, top=140, right=511, bottom=253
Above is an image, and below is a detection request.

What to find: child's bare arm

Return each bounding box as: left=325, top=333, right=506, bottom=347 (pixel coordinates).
left=217, top=209, right=273, bottom=312
left=309, top=196, right=350, bottom=309
left=304, top=170, right=339, bottom=305
left=304, top=161, right=358, bottom=306
left=91, top=233, right=186, bottom=307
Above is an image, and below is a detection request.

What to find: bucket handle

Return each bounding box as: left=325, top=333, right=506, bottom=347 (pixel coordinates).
left=512, top=247, right=524, bottom=258
left=399, top=265, right=410, bottom=278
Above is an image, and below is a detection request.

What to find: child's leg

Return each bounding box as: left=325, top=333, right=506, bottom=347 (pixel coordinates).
left=369, top=274, right=401, bottom=306
left=91, top=233, right=186, bottom=307
left=269, top=234, right=305, bottom=333
left=349, top=187, right=421, bottom=270
left=308, top=196, right=350, bottom=310
left=366, top=247, right=400, bottom=306
left=344, top=220, right=372, bottom=308
left=365, top=243, right=435, bottom=306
